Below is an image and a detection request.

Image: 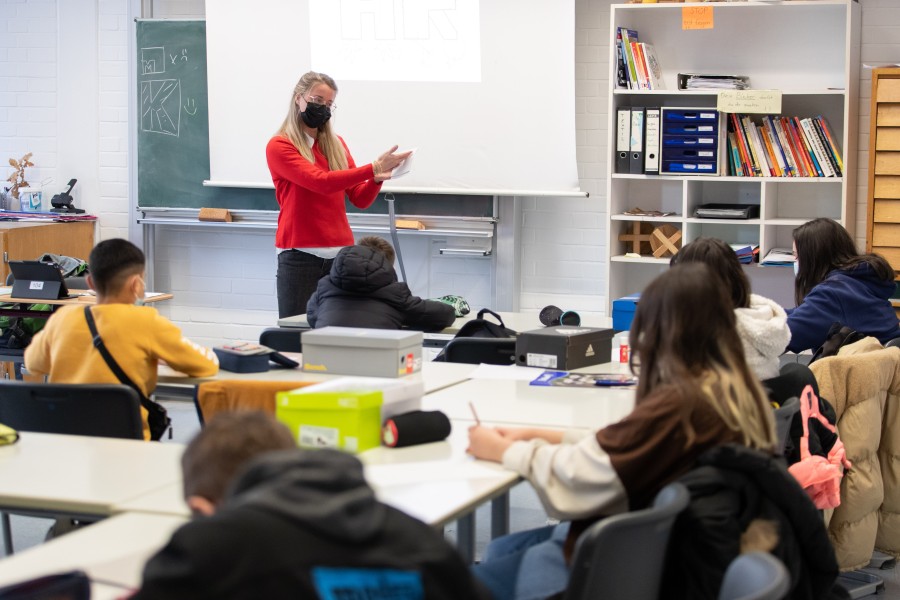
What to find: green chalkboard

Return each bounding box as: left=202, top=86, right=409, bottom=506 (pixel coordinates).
left=136, top=20, right=276, bottom=210
left=135, top=20, right=492, bottom=218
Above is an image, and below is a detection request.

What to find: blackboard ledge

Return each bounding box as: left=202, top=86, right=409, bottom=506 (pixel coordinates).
left=137, top=207, right=495, bottom=239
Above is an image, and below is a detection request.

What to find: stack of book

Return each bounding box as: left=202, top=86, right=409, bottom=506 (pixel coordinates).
left=760, top=248, right=796, bottom=267
left=731, top=243, right=760, bottom=264
left=725, top=113, right=843, bottom=178
left=678, top=73, right=750, bottom=90
left=615, top=27, right=664, bottom=91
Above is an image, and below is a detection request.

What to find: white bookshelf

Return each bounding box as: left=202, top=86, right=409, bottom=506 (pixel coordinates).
left=605, top=0, right=860, bottom=310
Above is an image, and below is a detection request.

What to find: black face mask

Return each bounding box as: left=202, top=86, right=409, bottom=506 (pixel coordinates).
left=300, top=102, right=331, bottom=128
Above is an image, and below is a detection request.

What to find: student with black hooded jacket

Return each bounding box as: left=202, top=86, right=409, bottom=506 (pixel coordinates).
left=306, top=236, right=455, bottom=331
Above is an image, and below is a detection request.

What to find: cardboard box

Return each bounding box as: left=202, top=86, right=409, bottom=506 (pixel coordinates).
left=515, top=326, right=614, bottom=370
left=276, top=389, right=382, bottom=453
left=612, top=294, right=640, bottom=332
left=301, top=327, right=423, bottom=378
left=275, top=377, right=424, bottom=453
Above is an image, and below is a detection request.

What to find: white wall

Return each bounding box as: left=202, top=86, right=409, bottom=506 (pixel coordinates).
left=1, top=0, right=896, bottom=347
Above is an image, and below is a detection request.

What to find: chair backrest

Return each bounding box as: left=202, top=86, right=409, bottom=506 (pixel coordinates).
left=563, top=482, right=690, bottom=600
left=0, top=382, right=143, bottom=439
left=718, top=552, right=790, bottom=600
left=772, top=396, right=799, bottom=456
left=886, top=337, right=900, bottom=349
left=440, top=337, right=516, bottom=365
left=259, top=327, right=303, bottom=353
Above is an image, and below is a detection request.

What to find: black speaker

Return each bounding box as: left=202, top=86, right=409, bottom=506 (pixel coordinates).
left=539, top=305, right=581, bottom=327
left=382, top=410, right=451, bottom=448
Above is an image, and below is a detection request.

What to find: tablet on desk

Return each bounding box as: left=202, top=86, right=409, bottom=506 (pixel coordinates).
left=7, top=261, right=71, bottom=300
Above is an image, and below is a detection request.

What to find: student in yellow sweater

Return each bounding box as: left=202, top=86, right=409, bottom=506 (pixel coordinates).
left=25, top=239, right=219, bottom=440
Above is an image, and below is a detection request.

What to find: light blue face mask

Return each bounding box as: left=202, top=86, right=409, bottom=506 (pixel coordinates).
left=793, top=260, right=799, bottom=277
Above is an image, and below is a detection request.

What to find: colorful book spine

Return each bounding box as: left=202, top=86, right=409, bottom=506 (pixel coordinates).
left=783, top=117, right=812, bottom=177
left=794, top=117, right=824, bottom=177
left=760, top=120, right=784, bottom=177
left=771, top=117, right=798, bottom=177
left=615, top=29, right=628, bottom=89
left=801, top=118, right=835, bottom=177
left=619, top=28, right=640, bottom=90
left=744, top=116, right=771, bottom=177
left=729, top=114, right=754, bottom=176
left=728, top=132, right=744, bottom=177
left=813, top=117, right=842, bottom=176
left=816, top=115, right=844, bottom=174
left=765, top=116, right=792, bottom=177
left=630, top=41, right=649, bottom=90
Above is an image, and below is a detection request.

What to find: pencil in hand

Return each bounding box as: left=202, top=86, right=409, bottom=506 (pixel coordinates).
left=468, top=401, right=481, bottom=426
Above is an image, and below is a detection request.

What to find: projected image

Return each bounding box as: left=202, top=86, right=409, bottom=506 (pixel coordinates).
left=309, top=0, right=481, bottom=82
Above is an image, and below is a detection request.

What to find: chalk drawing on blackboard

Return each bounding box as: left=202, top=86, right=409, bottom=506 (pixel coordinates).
left=183, top=98, right=197, bottom=116
left=141, top=79, right=182, bottom=137
left=141, top=47, right=166, bottom=75
left=169, top=48, right=189, bottom=65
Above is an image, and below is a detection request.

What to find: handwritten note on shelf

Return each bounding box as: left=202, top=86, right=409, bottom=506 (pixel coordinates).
left=717, top=90, right=783, bottom=114
left=682, top=6, right=713, bottom=30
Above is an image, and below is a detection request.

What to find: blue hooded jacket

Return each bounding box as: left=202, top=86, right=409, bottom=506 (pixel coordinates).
left=786, top=262, right=900, bottom=352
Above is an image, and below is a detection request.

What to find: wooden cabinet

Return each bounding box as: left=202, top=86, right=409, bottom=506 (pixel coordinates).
left=866, top=68, right=900, bottom=317
left=606, top=0, right=860, bottom=311
left=0, top=221, right=95, bottom=283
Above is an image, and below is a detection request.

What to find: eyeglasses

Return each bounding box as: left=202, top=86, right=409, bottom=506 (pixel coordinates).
left=305, top=95, right=337, bottom=111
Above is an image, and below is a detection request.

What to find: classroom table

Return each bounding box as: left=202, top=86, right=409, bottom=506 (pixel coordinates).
left=0, top=512, right=186, bottom=599
left=0, top=432, right=183, bottom=521
left=155, top=358, right=477, bottom=398
left=422, top=376, right=637, bottom=430
left=0, top=290, right=173, bottom=319
left=113, top=423, right=519, bottom=564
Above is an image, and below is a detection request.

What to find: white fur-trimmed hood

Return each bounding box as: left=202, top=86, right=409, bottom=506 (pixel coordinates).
left=735, top=294, right=791, bottom=380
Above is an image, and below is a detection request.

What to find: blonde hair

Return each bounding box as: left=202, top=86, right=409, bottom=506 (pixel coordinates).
left=276, top=71, right=348, bottom=171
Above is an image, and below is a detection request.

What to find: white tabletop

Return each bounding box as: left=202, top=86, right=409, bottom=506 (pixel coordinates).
left=361, top=423, right=520, bottom=528
left=0, top=432, right=184, bottom=517
left=0, top=512, right=186, bottom=599
left=156, top=359, right=476, bottom=396
left=423, top=377, right=636, bottom=430
left=115, top=422, right=520, bottom=529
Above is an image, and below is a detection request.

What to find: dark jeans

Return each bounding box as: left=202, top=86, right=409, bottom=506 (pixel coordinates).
left=276, top=250, right=333, bottom=318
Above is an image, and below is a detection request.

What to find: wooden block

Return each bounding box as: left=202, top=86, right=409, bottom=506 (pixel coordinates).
left=649, top=224, right=682, bottom=258
left=874, top=200, right=900, bottom=222
left=395, top=219, right=425, bottom=230
left=875, top=246, right=900, bottom=271
left=875, top=176, right=900, bottom=199
left=618, top=221, right=654, bottom=255
left=873, top=223, right=900, bottom=246
left=877, top=104, right=900, bottom=127
left=198, top=207, right=232, bottom=222
left=876, top=151, right=900, bottom=175
left=876, top=127, right=900, bottom=151
left=878, top=79, right=900, bottom=103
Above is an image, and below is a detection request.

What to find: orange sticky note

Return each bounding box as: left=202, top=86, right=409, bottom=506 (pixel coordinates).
left=682, top=6, right=713, bottom=30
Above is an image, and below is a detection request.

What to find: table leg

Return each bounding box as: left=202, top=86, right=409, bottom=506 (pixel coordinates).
left=2, top=512, right=13, bottom=555
left=491, top=492, right=510, bottom=539
left=457, top=513, right=475, bottom=564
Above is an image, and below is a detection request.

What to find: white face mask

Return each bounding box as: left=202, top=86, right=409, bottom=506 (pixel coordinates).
left=793, top=260, right=799, bottom=277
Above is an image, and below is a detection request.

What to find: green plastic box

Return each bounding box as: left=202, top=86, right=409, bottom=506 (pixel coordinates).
left=275, top=389, right=383, bottom=453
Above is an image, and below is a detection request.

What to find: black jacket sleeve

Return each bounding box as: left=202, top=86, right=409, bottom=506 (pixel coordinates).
left=399, top=291, right=456, bottom=332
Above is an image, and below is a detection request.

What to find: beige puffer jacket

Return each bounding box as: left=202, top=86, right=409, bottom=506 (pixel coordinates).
left=809, top=338, right=900, bottom=570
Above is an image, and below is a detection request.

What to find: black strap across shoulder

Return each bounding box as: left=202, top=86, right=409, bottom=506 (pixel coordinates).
left=83, top=306, right=170, bottom=438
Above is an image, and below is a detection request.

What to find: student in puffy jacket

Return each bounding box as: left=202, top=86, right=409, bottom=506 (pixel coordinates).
left=306, top=236, right=455, bottom=332
left=671, top=237, right=791, bottom=380
left=787, top=218, right=900, bottom=353
left=467, top=263, right=777, bottom=600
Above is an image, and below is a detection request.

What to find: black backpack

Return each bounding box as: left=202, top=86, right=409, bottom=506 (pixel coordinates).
left=432, top=309, right=517, bottom=362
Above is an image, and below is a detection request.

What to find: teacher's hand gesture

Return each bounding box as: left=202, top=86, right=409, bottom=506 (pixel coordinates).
left=373, top=146, right=412, bottom=182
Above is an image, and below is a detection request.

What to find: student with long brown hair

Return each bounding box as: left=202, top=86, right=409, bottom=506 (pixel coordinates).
left=787, top=217, right=900, bottom=352
left=671, top=237, right=790, bottom=379
left=467, top=263, right=776, bottom=600
left=266, top=71, right=411, bottom=318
